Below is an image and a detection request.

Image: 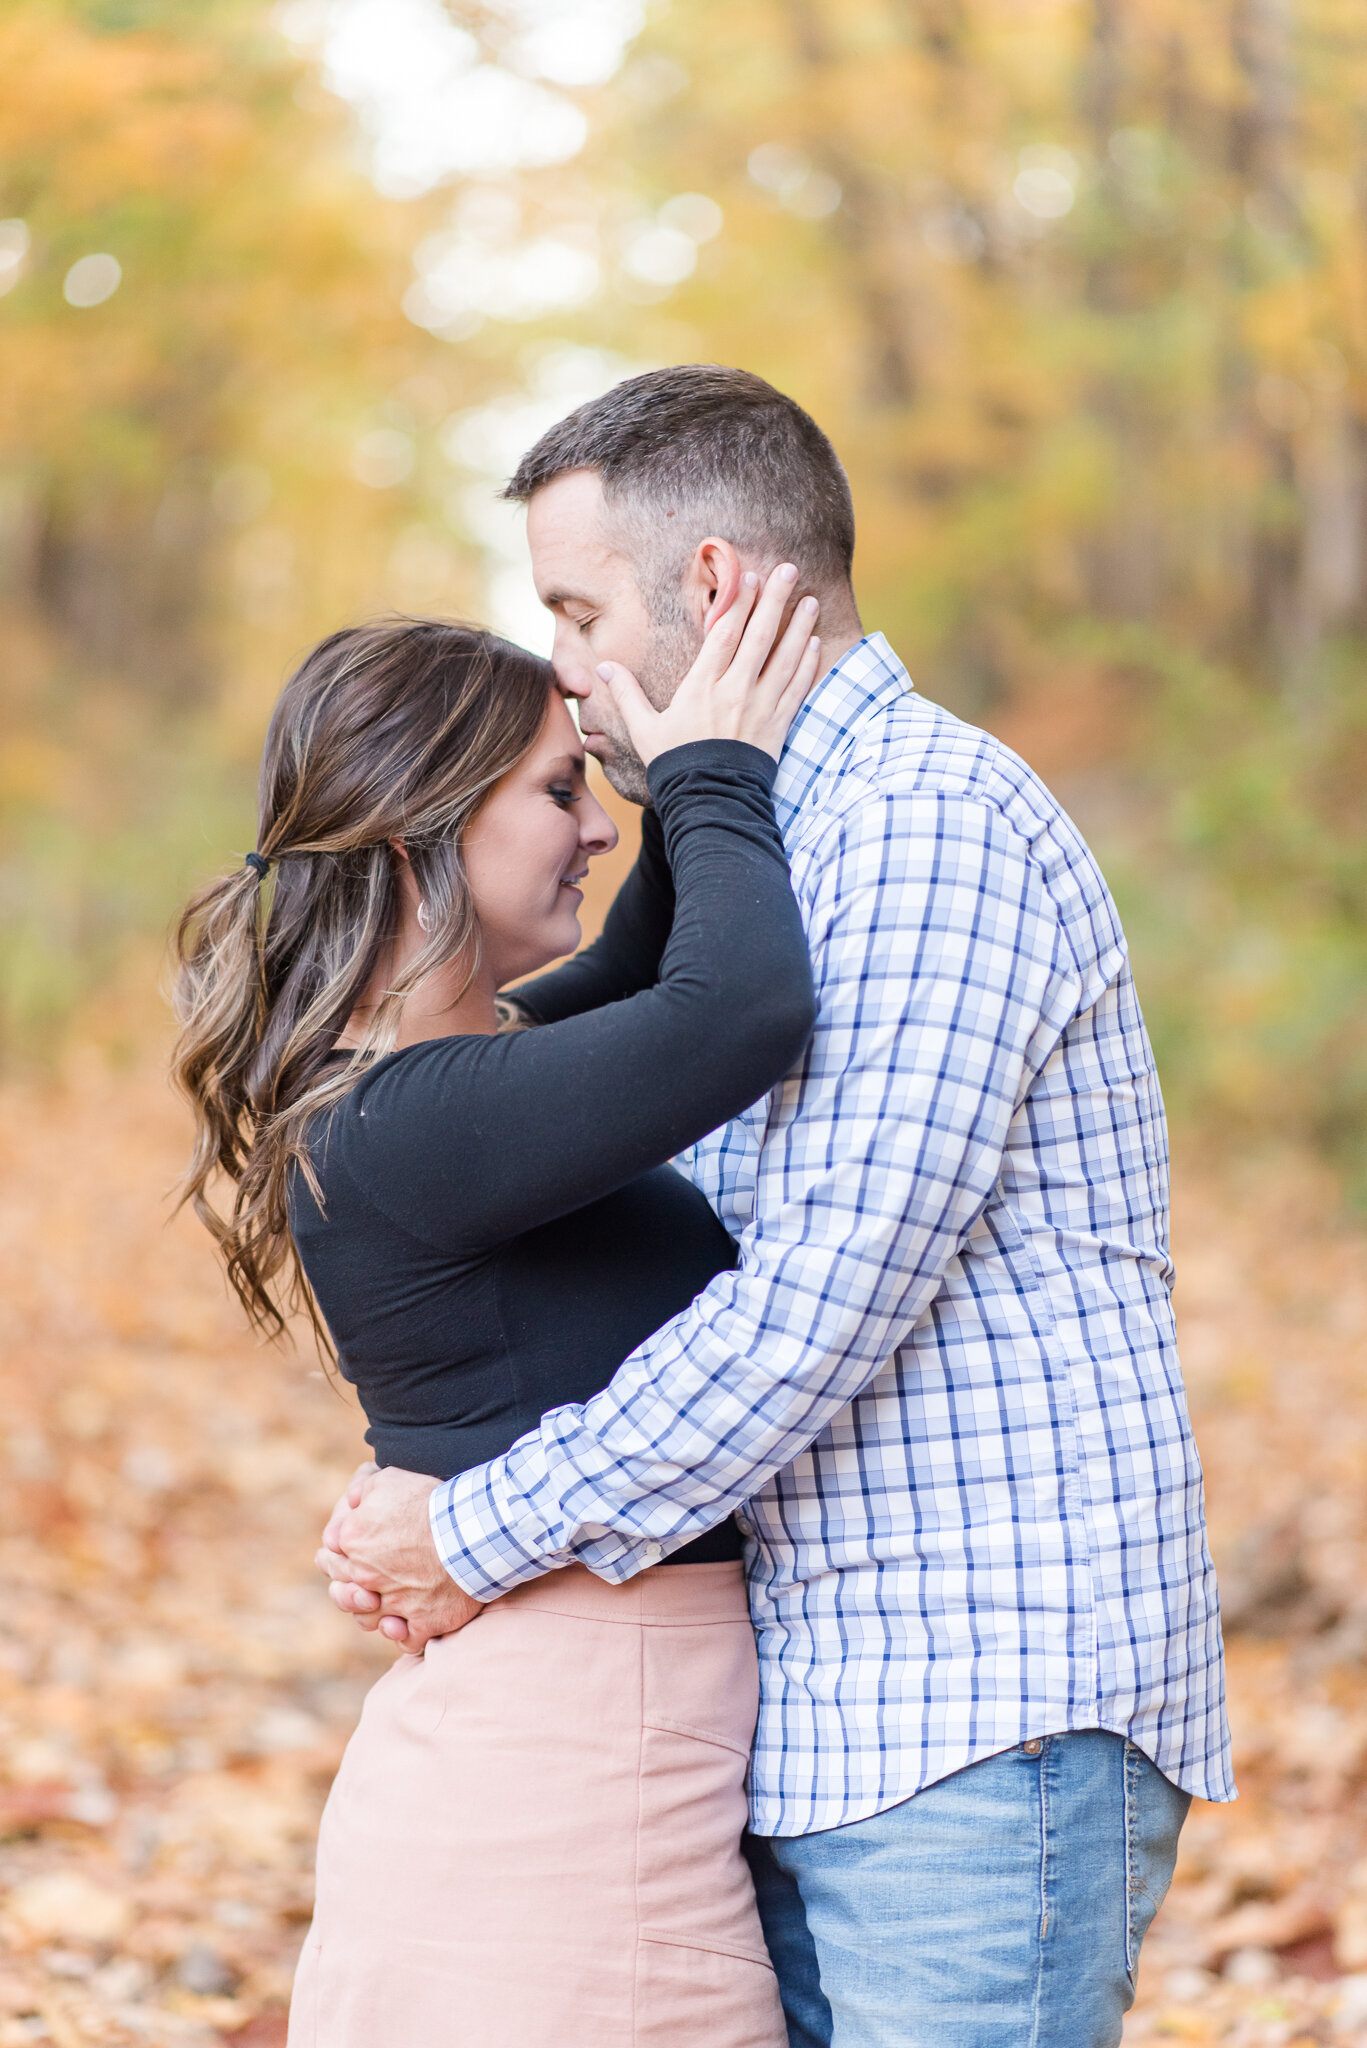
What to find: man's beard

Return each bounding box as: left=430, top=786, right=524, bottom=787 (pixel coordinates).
left=591, top=600, right=701, bottom=808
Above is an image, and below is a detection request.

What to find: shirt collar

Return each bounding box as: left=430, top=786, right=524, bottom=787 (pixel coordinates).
left=772, top=631, right=914, bottom=827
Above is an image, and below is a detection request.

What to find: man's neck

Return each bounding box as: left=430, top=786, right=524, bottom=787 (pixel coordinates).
left=810, top=607, right=865, bottom=679
left=817, top=627, right=864, bottom=675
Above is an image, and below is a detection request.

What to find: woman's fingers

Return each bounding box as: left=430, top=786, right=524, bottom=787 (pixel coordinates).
left=347, top=1460, right=379, bottom=1509
left=323, top=1460, right=378, bottom=1550
left=739, top=633, right=822, bottom=760
left=595, top=660, right=658, bottom=760
left=328, top=1577, right=380, bottom=1614
left=610, top=560, right=820, bottom=764
left=678, top=566, right=785, bottom=702
left=757, top=593, right=821, bottom=698
left=689, top=572, right=760, bottom=679
left=779, top=635, right=823, bottom=715
left=719, top=564, right=800, bottom=691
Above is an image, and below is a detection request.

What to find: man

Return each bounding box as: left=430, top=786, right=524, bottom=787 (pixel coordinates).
left=322, top=365, right=1232, bottom=2046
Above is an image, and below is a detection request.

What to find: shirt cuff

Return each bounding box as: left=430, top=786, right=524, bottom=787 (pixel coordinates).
left=427, top=1457, right=651, bottom=1602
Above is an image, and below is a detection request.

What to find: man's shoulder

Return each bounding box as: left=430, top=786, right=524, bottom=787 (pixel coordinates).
left=815, top=685, right=1076, bottom=850
left=797, top=677, right=1125, bottom=970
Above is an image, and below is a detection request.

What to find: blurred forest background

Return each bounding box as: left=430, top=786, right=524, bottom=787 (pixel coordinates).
left=1, top=0, right=1365, bottom=1172
left=1, top=1, right=1367, bottom=2043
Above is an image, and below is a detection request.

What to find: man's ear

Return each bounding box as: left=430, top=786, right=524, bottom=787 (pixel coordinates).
left=687, top=537, right=744, bottom=634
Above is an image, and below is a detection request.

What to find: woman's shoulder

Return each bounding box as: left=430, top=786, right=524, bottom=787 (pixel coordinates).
left=298, top=1036, right=495, bottom=1238
left=330, top=1034, right=493, bottom=1140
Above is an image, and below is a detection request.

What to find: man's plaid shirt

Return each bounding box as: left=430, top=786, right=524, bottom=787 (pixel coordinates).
left=432, top=633, right=1234, bottom=1836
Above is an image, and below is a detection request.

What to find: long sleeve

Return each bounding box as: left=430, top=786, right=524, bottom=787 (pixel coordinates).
left=336, top=741, right=815, bottom=1253
left=510, top=808, right=674, bottom=1024
left=430, top=791, right=1091, bottom=1593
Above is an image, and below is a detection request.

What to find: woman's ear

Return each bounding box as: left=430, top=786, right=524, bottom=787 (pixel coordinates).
left=387, top=840, right=424, bottom=920
left=688, top=537, right=745, bottom=635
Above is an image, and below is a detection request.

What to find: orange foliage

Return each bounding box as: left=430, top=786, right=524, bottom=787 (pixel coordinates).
left=0, top=1047, right=1357, bottom=2042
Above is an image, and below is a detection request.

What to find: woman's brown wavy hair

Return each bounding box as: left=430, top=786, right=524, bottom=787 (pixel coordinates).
left=171, top=617, right=554, bottom=1343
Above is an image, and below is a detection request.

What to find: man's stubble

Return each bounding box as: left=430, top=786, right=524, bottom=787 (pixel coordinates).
left=589, top=591, right=702, bottom=809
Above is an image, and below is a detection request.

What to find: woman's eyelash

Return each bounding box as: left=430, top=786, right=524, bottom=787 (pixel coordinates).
left=549, top=785, right=579, bottom=806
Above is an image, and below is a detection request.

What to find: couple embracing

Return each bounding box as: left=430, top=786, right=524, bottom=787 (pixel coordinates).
left=174, top=366, right=1232, bottom=2048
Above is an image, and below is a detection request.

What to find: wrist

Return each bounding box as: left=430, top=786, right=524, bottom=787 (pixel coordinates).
left=646, top=738, right=780, bottom=802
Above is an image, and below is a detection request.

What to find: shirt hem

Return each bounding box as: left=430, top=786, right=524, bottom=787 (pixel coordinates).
left=745, top=1715, right=1237, bottom=1838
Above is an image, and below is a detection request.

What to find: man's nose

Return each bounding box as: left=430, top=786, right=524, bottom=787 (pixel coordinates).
left=550, top=626, right=591, bottom=699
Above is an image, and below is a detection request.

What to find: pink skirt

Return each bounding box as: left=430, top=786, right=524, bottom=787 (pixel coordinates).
left=288, top=1560, right=785, bottom=2047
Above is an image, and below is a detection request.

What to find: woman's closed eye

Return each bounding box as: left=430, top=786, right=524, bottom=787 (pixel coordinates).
left=549, top=783, right=580, bottom=808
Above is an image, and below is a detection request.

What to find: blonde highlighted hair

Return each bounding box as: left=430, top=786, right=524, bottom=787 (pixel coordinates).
left=171, top=617, right=553, bottom=1341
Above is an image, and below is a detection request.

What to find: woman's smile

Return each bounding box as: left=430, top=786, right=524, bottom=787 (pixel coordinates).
left=459, top=692, right=618, bottom=992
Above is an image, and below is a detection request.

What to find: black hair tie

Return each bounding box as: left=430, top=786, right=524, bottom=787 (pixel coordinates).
left=244, top=851, right=271, bottom=878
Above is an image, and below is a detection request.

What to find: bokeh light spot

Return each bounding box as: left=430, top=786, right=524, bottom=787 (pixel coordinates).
left=1013, top=146, right=1077, bottom=220
left=747, top=145, right=841, bottom=220
left=622, top=225, right=697, bottom=287
left=0, top=220, right=30, bottom=296
left=658, top=193, right=723, bottom=243
left=63, top=254, right=122, bottom=307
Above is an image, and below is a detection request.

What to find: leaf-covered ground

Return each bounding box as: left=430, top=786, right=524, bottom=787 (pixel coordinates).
left=0, top=1056, right=1365, bottom=2044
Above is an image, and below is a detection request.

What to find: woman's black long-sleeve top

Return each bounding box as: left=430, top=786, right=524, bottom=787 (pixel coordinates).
left=288, top=740, right=815, bottom=1567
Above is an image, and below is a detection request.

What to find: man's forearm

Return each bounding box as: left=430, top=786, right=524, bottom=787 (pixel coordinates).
left=432, top=791, right=1070, bottom=1601
left=429, top=1089, right=1029, bottom=1601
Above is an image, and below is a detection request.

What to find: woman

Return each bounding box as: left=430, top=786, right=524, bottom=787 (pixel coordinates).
left=172, top=567, right=821, bottom=2047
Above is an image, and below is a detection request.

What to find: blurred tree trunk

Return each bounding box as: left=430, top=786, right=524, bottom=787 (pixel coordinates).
left=1230, top=0, right=1298, bottom=227
left=777, top=0, right=919, bottom=407
left=1229, top=0, right=1314, bottom=682
left=32, top=487, right=214, bottom=707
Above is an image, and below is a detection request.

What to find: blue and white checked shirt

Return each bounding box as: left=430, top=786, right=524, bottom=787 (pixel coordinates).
left=432, top=632, right=1234, bottom=1835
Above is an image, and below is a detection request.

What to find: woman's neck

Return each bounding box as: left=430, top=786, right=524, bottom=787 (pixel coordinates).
left=336, top=942, right=500, bottom=1053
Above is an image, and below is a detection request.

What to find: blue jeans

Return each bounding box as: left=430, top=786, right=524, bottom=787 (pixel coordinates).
left=743, top=1730, right=1190, bottom=2048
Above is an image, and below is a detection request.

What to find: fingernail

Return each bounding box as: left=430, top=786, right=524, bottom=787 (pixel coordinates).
left=801, top=596, right=818, bottom=613
left=779, top=563, right=798, bottom=582
left=742, top=571, right=759, bottom=588
left=595, top=663, right=614, bottom=681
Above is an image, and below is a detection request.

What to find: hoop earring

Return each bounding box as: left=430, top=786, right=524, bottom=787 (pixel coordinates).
left=416, top=900, right=433, bottom=934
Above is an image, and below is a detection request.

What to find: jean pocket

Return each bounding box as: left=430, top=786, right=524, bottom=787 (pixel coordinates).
left=1124, top=1740, right=1192, bottom=1980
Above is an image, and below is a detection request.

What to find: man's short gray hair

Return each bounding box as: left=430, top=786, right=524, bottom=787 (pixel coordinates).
left=502, top=364, right=856, bottom=592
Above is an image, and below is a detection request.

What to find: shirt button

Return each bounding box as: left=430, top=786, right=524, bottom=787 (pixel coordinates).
left=1022, top=1739, right=1043, bottom=1756
left=643, top=1541, right=663, bottom=1565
